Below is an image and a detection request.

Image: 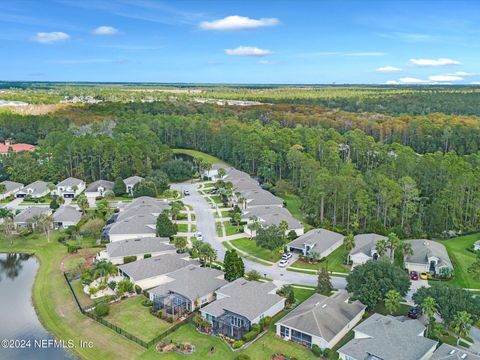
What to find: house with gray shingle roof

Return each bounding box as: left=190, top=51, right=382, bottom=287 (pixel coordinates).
left=242, top=205, right=304, bottom=236
left=201, top=278, right=285, bottom=340
left=149, top=265, right=227, bottom=315
left=118, top=253, right=198, bottom=290
left=15, top=180, right=50, bottom=199
left=56, top=177, right=85, bottom=198
left=53, top=205, right=82, bottom=229
left=404, top=240, right=453, bottom=276
left=431, top=343, right=480, bottom=360
left=337, top=313, right=438, bottom=360
left=85, top=180, right=114, bottom=198
left=239, top=188, right=284, bottom=208
left=97, top=237, right=176, bottom=264
left=14, top=206, right=52, bottom=229
left=123, top=176, right=144, bottom=195
left=0, top=180, right=23, bottom=200
left=349, top=233, right=389, bottom=268
left=288, top=228, right=344, bottom=257
left=276, top=290, right=366, bottom=350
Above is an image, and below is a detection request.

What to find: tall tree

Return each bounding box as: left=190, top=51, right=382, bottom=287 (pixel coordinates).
left=384, top=289, right=402, bottom=314
left=317, top=267, right=333, bottom=295
left=451, top=311, right=473, bottom=345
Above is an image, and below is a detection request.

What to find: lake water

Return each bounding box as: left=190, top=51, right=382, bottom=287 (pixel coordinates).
left=0, top=253, right=74, bottom=360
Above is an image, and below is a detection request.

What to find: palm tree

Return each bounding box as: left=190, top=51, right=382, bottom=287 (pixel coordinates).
left=384, top=289, right=402, bottom=314
left=77, top=194, right=89, bottom=215
left=375, top=239, right=388, bottom=257
left=421, top=296, right=437, bottom=337
left=343, top=233, right=355, bottom=262
left=400, top=241, right=414, bottom=258
left=36, top=214, right=53, bottom=242
left=387, top=232, right=400, bottom=262
left=247, top=216, right=260, bottom=239
left=279, top=220, right=289, bottom=241
left=452, top=311, right=473, bottom=345
left=233, top=212, right=242, bottom=232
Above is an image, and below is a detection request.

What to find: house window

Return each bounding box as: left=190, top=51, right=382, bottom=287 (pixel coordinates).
left=291, top=329, right=312, bottom=348
left=280, top=326, right=290, bottom=338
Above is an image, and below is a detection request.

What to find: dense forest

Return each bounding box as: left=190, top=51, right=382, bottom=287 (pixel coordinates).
left=1, top=85, right=480, bottom=238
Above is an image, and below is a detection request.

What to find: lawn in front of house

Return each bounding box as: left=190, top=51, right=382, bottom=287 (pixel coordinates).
left=292, top=287, right=316, bottom=303
left=373, top=301, right=411, bottom=316
left=176, top=223, right=189, bottom=233
left=290, top=245, right=350, bottom=273
left=435, top=233, right=480, bottom=289
left=104, top=296, right=172, bottom=342
left=230, top=237, right=282, bottom=262
left=224, top=222, right=243, bottom=236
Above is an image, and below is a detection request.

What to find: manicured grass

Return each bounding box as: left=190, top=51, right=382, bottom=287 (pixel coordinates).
left=222, top=241, right=272, bottom=266
left=71, top=278, right=94, bottom=309
left=280, top=193, right=312, bottom=231
left=436, top=233, right=480, bottom=289
left=290, top=245, right=349, bottom=273
left=63, top=255, right=86, bottom=271
left=172, top=148, right=228, bottom=166
left=230, top=238, right=282, bottom=262
left=104, top=296, right=172, bottom=342
left=224, top=222, right=243, bottom=236
left=210, top=195, right=223, bottom=204
left=176, top=223, right=189, bottom=232
left=216, top=222, right=224, bottom=237
left=221, top=210, right=231, bottom=218
left=292, top=287, right=315, bottom=303
left=373, top=301, right=411, bottom=316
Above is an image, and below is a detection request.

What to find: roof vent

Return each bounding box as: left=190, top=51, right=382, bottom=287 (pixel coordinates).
left=449, top=350, right=456, bottom=355
left=322, top=304, right=327, bottom=309
left=461, top=354, right=467, bottom=359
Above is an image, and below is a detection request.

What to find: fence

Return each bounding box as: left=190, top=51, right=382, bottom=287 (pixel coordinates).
left=63, top=271, right=193, bottom=349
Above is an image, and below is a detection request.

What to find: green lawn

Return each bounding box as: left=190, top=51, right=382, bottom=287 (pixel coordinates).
left=216, top=222, right=224, bottom=237
left=224, top=222, right=243, bottom=236
left=230, top=238, right=282, bottom=262
left=176, top=223, right=189, bottom=232
left=104, top=296, right=172, bottom=342
left=292, top=287, right=315, bottom=303
left=210, top=195, right=223, bottom=205
left=71, top=278, right=94, bottom=309
left=435, top=233, right=480, bottom=289
left=373, top=301, right=411, bottom=316
left=280, top=193, right=312, bottom=231
left=172, top=148, right=228, bottom=166
left=290, top=245, right=350, bottom=273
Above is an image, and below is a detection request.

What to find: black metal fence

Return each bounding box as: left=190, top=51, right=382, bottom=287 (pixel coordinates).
left=63, top=272, right=193, bottom=349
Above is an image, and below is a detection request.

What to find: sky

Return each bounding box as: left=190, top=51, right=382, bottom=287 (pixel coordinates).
left=1, top=0, right=480, bottom=84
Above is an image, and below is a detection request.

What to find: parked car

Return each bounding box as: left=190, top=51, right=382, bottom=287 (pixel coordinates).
left=195, top=232, right=203, bottom=241
left=183, top=189, right=190, bottom=196
left=410, top=271, right=419, bottom=280
left=420, top=272, right=428, bottom=280
left=278, top=259, right=289, bottom=268
left=282, top=253, right=292, bottom=260
left=408, top=306, right=422, bottom=319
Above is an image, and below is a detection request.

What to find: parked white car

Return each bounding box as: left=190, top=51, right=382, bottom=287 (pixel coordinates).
left=195, top=232, right=203, bottom=241
left=278, top=259, right=289, bottom=267
left=282, top=253, right=292, bottom=260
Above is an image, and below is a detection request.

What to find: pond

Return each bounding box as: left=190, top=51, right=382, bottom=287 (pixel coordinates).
left=0, top=253, right=74, bottom=359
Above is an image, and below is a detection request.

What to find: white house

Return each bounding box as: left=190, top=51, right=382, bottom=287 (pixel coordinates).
left=53, top=205, right=82, bottom=229
left=85, top=180, right=114, bottom=198
left=404, top=240, right=453, bottom=276
left=56, top=177, right=85, bottom=198
left=348, top=233, right=388, bottom=268
left=123, top=176, right=144, bottom=196
left=288, top=228, right=344, bottom=257
left=0, top=180, right=24, bottom=200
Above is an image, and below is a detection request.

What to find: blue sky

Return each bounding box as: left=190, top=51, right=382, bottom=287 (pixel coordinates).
left=1, top=0, right=480, bottom=84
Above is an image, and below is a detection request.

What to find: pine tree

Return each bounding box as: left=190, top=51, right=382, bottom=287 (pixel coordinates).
left=113, top=177, right=127, bottom=196
left=317, top=267, right=333, bottom=295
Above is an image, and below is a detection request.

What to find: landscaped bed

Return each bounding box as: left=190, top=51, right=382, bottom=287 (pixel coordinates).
left=230, top=238, right=282, bottom=262
left=290, top=245, right=350, bottom=273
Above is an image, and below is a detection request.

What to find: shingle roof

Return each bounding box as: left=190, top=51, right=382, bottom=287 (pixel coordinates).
left=53, top=205, right=82, bottom=223
left=0, top=180, right=23, bottom=193
left=224, top=168, right=251, bottom=183
left=350, top=233, right=388, bottom=256
left=57, top=177, right=84, bottom=187
left=404, top=240, right=453, bottom=268
left=431, top=344, right=480, bottom=360
left=119, top=254, right=197, bottom=283
left=288, top=228, right=344, bottom=253
left=240, top=188, right=284, bottom=207
left=108, top=213, right=157, bottom=235
left=149, top=265, right=227, bottom=301
left=201, top=278, right=283, bottom=321
left=106, top=237, right=174, bottom=257
left=242, top=206, right=301, bottom=229
left=14, top=206, right=51, bottom=223
left=20, top=180, right=49, bottom=196
left=276, top=290, right=366, bottom=342
left=338, top=313, right=438, bottom=360
left=85, top=180, right=114, bottom=193
left=123, top=176, right=144, bottom=186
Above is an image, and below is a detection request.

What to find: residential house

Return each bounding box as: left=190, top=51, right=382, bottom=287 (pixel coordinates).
left=0, top=140, right=35, bottom=155
left=276, top=290, right=366, bottom=349
left=288, top=228, right=344, bottom=257
left=404, top=240, right=453, bottom=276
left=337, top=313, right=438, bottom=360
left=15, top=180, right=50, bottom=199
left=56, top=177, right=85, bottom=198
left=349, top=233, right=388, bottom=268
left=238, top=188, right=284, bottom=209
left=149, top=265, right=227, bottom=316
left=203, top=164, right=226, bottom=181
left=118, top=253, right=197, bottom=290
left=123, top=176, right=144, bottom=195
left=0, top=180, right=23, bottom=200
left=97, top=237, right=176, bottom=265
left=474, top=240, right=480, bottom=252
left=201, top=278, right=285, bottom=340
left=85, top=180, right=114, bottom=198
left=14, top=206, right=52, bottom=229
left=53, top=205, right=82, bottom=229
left=242, top=205, right=304, bottom=236
left=430, top=343, right=480, bottom=360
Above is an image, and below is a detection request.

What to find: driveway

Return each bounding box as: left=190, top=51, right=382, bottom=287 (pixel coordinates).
left=171, top=181, right=347, bottom=289
left=406, top=278, right=429, bottom=303
left=469, top=327, right=480, bottom=354
left=1, top=197, right=24, bottom=210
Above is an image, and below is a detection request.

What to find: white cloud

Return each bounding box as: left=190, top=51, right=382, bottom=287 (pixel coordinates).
left=225, top=46, right=272, bottom=56
left=410, top=58, right=461, bottom=66
left=93, top=26, right=119, bottom=35
left=200, top=15, right=279, bottom=31
left=386, top=80, right=400, bottom=84
left=399, top=77, right=430, bottom=84
left=32, top=31, right=70, bottom=44
left=471, top=82, right=480, bottom=85
left=376, top=66, right=402, bottom=73
left=258, top=59, right=275, bottom=64
left=429, top=75, right=463, bottom=82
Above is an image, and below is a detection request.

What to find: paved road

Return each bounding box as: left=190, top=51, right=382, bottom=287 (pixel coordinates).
left=469, top=327, right=480, bottom=354
left=1, top=197, right=24, bottom=210
left=171, top=182, right=347, bottom=289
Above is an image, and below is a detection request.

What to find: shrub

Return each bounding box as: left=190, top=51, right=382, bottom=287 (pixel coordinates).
left=117, top=279, right=134, bottom=296
left=94, top=303, right=110, bottom=317
left=311, top=344, right=322, bottom=357
left=89, top=287, right=98, bottom=295
left=144, top=253, right=152, bottom=259
left=107, top=281, right=117, bottom=290
left=135, top=285, right=142, bottom=294
left=123, top=255, right=137, bottom=264
left=323, top=348, right=336, bottom=359
left=251, top=324, right=261, bottom=332
left=142, top=299, right=153, bottom=307
left=242, top=330, right=259, bottom=342
left=67, top=244, right=80, bottom=253
left=232, top=340, right=244, bottom=349
left=98, top=283, right=106, bottom=291
left=80, top=218, right=104, bottom=237
left=260, top=316, right=272, bottom=328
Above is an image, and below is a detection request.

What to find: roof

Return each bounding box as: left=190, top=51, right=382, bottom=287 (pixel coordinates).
left=201, top=278, right=283, bottom=321
left=0, top=142, right=35, bottom=154
left=14, top=206, right=51, bottom=223
left=108, top=213, right=157, bottom=235
left=404, top=240, right=453, bottom=269
left=20, top=180, right=49, bottom=196
left=240, top=188, right=284, bottom=207
left=277, top=291, right=366, bottom=342
left=431, top=344, right=480, bottom=360
left=85, top=180, right=114, bottom=193
left=224, top=168, right=251, bottom=183
left=1, top=180, right=23, bottom=193
left=123, top=176, right=144, bottom=186
left=350, top=233, right=388, bottom=257
left=106, top=237, right=174, bottom=257
left=149, top=265, right=227, bottom=301
left=338, top=313, right=438, bottom=360
left=288, top=228, right=344, bottom=253
left=57, top=177, right=84, bottom=187
left=242, top=206, right=301, bottom=229
left=53, top=205, right=82, bottom=223
left=119, top=254, right=197, bottom=283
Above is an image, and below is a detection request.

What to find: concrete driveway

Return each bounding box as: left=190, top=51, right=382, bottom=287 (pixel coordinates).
left=406, top=278, right=429, bottom=303
left=171, top=181, right=347, bottom=289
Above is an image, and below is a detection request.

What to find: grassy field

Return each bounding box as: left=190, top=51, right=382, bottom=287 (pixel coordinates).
left=176, top=223, right=189, bottom=232
left=230, top=238, right=282, bottom=262
left=224, top=222, right=242, bottom=236
left=290, top=245, right=349, bottom=273
left=435, top=233, right=480, bottom=289
left=172, top=148, right=228, bottom=166
left=280, top=193, right=312, bottom=231
left=104, top=296, right=172, bottom=342
left=292, top=287, right=315, bottom=303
